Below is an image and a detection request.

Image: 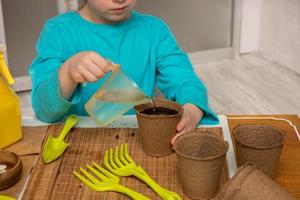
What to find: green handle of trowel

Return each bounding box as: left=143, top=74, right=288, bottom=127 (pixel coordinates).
left=57, top=115, right=78, bottom=142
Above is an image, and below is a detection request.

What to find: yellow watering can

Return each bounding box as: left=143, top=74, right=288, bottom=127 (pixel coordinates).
left=0, top=44, right=22, bottom=149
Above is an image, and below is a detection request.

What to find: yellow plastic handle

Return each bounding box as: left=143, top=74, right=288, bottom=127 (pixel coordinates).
left=0, top=52, right=14, bottom=84
left=0, top=195, right=16, bottom=200
left=133, top=167, right=182, bottom=200
left=113, top=184, right=151, bottom=200
left=57, top=115, right=78, bottom=141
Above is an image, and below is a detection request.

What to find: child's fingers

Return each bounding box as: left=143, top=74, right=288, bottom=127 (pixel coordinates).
left=79, top=66, right=98, bottom=82
left=86, top=62, right=106, bottom=79
left=177, top=117, right=187, bottom=132
left=91, top=54, right=111, bottom=73
left=172, top=123, right=197, bottom=146
left=184, top=125, right=196, bottom=133
left=171, top=132, right=185, bottom=146
left=71, top=71, right=87, bottom=83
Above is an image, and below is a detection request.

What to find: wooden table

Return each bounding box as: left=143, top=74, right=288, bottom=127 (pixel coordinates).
left=0, top=115, right=299, bottom=199
left=226, top=114, right=300, bottom=198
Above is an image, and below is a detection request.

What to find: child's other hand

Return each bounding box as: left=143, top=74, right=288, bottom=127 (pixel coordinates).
left=63, top=51, right=111, bottom=83
left=171, top=103, right=204, bottom=145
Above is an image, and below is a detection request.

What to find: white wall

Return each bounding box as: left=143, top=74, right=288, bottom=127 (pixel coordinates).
left=2, top=0, right=57, bottom=77
left=240, top=0, right=262, bottom=53
left=0, top=1, right=4, bottom=44
left=258, top=0, right=300, bottom=74
left=135, top=0, right=233, bottom=53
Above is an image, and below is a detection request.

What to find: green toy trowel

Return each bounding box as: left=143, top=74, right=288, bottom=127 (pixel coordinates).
left=43, top=115, right=78, bottom=164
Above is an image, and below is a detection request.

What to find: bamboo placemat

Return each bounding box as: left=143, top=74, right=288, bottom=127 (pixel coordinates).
left=23, top=126, right=229, bottom=200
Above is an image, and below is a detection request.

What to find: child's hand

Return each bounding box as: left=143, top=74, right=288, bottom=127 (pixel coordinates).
left=171, top=103, right=204, bottom=145
left=59, top=51, right=111, bottom=99
left=63, top=51, right=111, bottom=83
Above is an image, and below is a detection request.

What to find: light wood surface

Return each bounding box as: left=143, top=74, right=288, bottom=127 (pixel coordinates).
left=196, top=54, right=300, bottom=115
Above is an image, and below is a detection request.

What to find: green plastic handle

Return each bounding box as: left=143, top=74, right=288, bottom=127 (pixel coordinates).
left=57, top=115, right=78, bottom=141
left=113, top=184, right=151, bottom=200
left=133, top=167, right=182, bottom=200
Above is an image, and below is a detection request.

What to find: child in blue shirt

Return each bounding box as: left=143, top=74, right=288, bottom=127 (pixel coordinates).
left=30, top=0, right=219, bottom=144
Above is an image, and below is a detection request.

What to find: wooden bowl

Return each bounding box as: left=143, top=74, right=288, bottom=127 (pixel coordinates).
left=0, top=150, right=23, bottom=190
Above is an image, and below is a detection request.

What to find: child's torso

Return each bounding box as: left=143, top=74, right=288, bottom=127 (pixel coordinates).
left=52, top=11, right=162, bottom=115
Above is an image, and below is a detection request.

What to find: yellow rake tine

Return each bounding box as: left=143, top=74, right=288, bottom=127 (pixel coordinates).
left=87, top=164, right=108, bottom=182
left=103, top=150, right=116, bottom=172
left=119, top=144, right=130, bottom=165
left=80, top=167, right=100, bottom=184
left=109, top=148, right=119, bottom=169
left=124, top=143, right=135, bottom=164
left=93, top=162, right=118, bottom=180
left=114, top=146, right=123, bottom=167
left=73, top=170, right=95, bottom=188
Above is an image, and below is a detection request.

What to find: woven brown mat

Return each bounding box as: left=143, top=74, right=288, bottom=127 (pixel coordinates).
left=23, top=126, right=229, bottom=200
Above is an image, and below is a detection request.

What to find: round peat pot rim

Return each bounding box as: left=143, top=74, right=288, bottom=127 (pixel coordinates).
left=233, top=124, right=287, bottom=150
left=174, top=132, right=229, bottom=161
left=134, top=99, right=183, bottom=119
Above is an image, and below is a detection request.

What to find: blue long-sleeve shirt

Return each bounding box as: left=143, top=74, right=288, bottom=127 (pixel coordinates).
left=30, top=11, right=219, bottom=124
